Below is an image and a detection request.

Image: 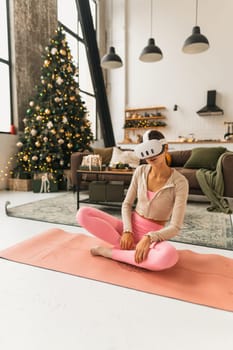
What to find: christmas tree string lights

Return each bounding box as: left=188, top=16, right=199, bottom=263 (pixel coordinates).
left=13, top=26, right=94, bottom=181
left=0, top=157, right=14, bottom=183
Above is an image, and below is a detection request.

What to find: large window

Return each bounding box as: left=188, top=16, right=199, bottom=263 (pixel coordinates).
left=0, top=0, right=12, bottom=133
left=57, top=0, right=97, bottom=138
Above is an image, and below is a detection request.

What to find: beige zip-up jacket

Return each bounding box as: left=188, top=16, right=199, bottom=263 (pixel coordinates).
left=121, top=165, right=189, bottom=242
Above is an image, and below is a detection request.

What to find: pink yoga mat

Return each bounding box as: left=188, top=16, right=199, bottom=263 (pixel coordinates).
left=0, top=228, right=233, bottom=312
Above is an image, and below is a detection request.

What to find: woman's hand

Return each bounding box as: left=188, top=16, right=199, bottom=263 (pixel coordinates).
left=134, top=235, right=151, bottom=264
left=120, top=232, right=134, bottom=250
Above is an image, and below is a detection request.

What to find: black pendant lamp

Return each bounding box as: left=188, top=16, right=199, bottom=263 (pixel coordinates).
left=101, top=0, right=123, bottom=69
left=101, top=46, right=123, bottom=69
left=139, top=38, right=163, bottom=62
left=139, top=0, right=163, bottom=62
left=183, top=0, right=209, bottom=54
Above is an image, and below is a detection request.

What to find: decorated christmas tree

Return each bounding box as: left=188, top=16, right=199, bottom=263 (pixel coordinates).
left=14, top=26, right=93, bottom=181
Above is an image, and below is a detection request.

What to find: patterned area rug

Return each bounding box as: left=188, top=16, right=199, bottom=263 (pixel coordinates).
left=5, top=191, right=233, bottom=250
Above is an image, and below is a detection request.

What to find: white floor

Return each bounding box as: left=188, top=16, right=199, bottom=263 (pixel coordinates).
left=0, top=190, right=233, bottom=350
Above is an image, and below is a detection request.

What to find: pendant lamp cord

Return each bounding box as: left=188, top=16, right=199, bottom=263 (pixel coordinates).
left=109, top=0, right=113, bottom=45
left=150, top=0, right=153, bottom=37
left=195, top=0, right=198, bottom=25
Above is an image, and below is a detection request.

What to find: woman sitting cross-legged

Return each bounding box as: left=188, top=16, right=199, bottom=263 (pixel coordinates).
left=76, top=130, right=189, bottom=271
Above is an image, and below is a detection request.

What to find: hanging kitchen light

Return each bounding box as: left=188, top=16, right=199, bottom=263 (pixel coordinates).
left=101, top=0, right=123, bottom=69
left=101, top=46, right=123, bottom=69
left=139, top=0, right=163, bottom=62
left=182, top=0, right=209, bottom=54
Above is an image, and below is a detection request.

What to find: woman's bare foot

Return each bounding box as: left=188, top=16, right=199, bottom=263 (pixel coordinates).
left=90, top=246, right=112, bottom=259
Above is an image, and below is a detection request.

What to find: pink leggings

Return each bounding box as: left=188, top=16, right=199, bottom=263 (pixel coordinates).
left=76, top=207, right=178, bottom=271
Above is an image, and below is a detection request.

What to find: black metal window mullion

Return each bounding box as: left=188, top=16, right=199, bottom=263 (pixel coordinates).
left=0, top=58, right=9, bottom=64
left=76, top=0, right=116, bottom=147
left=58, top=21, right=84, bottom=43
left=79, top=89, right=95, bottom=98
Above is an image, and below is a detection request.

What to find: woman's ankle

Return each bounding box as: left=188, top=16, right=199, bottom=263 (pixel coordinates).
left=90, top=246, right=112, bottom=259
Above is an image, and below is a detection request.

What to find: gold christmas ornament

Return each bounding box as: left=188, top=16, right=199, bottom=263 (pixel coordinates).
left=46, top=156, right=52, bottom=163
left=23, top=155, right=28, bottom=161
left=69, top=96, right=75, bottom=101
left=60, top=49, right=66, bottom=56
left=51, top=129, right=56, bottom=135
left=29, top=101, right=34, bottom=107
left=32, top=155, right=38, bottom=161
left=35, top=105, right=40, bottom=111
left=59, top=128, right=65, bottom=133
left=44, top=60, right=50, bottom=67
left=35, top=141, right=41, bottom=147
left=67, top=143, right=73, bottom=149
left=45, top=108, right=51, bottom=115
left=58, top=138, right=64, bottom=144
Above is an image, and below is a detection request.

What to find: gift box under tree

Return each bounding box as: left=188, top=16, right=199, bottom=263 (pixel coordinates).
left=32, top=173, right=58, bottom=193
left=8, top=178, right=32, bottom=191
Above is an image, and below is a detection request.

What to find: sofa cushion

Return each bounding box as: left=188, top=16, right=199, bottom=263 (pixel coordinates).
left=170, top=150, right=192, bottom=167
left=93, top=147, right=113, bottom=165
left=177, top=168, right=200, bottom=190
left=109, top=147, right=140, bottom=168
left=184, top=147, right=226, bottom=170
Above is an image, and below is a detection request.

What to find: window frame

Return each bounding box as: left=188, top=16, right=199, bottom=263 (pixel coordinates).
left=0, top=0, right=13, bottom=134
left=57, top=0, right=97, bottom=139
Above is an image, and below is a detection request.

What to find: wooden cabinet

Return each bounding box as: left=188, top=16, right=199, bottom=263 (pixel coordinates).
left=121, top=106, right=167, bottom=144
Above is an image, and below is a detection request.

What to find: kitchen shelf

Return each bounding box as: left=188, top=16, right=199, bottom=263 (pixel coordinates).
left=125, top=116, right=166, bottom=121
left=125, top=106, right=166, bottom=113
left=124, top=126, right=166, bottom=130
left=122, top=106, right=167, bottom=144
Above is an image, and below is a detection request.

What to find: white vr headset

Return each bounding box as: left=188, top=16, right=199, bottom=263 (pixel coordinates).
left=134, top=131, right=167, bottom=159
